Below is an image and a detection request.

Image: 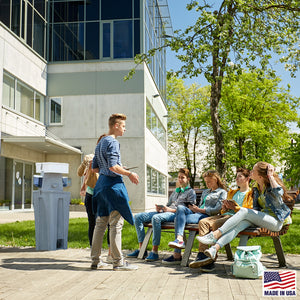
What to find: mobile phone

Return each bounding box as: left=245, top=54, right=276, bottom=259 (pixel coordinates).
left=156, top=204, right=164, bottom=209
left=184, top=202, right=192, bottom=207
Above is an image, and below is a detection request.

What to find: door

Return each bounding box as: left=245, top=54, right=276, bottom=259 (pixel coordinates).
left=13, top=160, right=33, bottom=210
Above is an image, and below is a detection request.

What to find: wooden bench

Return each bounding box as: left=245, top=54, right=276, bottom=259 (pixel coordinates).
left=138, top=197, right=295, bottom=268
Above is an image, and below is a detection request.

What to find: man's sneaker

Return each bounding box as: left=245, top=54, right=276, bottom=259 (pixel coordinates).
left=106, top=255, right=113, bottom=264
left=196, top=232, right=217, bottom=245
left=126, top=249, right=148, bottom=259
left=113, top=261, right=138, bottom=271
left=90, top=264, right=98, bottom=270
left=145, top=251, right=159, bottom=261
left=90, top=260, right=108, bottom=270
left=204, top=246, right=217, bottom=261
left=200, top=262, right=215, bottom=273
left=168, top=239, right=185, bottom=249
left=189, top=252, right=213, bottom=268
left=162, top=255, right=182, bottom=265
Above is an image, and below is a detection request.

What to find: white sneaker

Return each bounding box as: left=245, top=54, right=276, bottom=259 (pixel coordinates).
left=106, top=255, right=113, bottom=264
left=204, top=246, right=217, bottom=261
left=196, top=232, right=217, bottom=245
left=113, top=261, right=138, bottom=271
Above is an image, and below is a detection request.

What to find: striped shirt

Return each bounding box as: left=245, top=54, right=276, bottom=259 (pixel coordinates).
left=92, top=136, right=122, bottom=177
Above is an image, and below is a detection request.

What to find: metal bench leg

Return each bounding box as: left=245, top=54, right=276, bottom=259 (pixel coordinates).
left=137, top=227, right=153, bottom=259
left=272, top=236, right=286, bottom=267
left=181, top=231, right=197, bottom=267
left=239, top=235, right=249, bottom=246
left=224, top=243, right=234, bottom=261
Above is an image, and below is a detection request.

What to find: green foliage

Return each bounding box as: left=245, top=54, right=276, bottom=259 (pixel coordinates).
left=220, top=71, right=299, bottom=172
left=167, top=76, right=210, bottom=186
left=70, top=198, right=83, bottom=205
left=283, top=132, right=300, bottom=188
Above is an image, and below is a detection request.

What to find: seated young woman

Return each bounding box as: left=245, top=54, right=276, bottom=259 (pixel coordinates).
left=198, top=162, right=292, bottom=265
left=162, top=170, right=227, bottom=264
left=127, top=168, right=196, bottom=262
left=189, top=167, right=253, bottom=271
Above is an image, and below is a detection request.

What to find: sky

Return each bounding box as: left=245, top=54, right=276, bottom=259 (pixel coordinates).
left=166, top=1, right=300, bottom=132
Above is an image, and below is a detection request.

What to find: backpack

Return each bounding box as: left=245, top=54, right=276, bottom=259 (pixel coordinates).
left=231, top=246, right=265, bottom=279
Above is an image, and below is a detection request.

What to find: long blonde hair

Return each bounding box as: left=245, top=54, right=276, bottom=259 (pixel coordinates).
left=255, top=161, right=292, bottom=201
left=202, top=170, right=227, bottom=190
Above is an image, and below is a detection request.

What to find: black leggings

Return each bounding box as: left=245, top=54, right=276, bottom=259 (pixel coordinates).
left=85, top=192, right=110, bottom=247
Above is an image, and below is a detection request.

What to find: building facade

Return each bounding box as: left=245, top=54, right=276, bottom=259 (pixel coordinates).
left=0, top=0, right=171, bottom=212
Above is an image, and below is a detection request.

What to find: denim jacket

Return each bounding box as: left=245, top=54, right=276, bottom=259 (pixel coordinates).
left=199, top=188, right=227, bottom=216
left=252, top=185, right=291, bottom=222
left=167, top=187, right=196, bottom=210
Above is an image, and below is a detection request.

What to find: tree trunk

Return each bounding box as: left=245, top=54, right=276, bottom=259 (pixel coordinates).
left=210, top=80, right=226, bottom=179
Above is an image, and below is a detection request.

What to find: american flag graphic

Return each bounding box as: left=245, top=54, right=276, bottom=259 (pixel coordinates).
left=264, top=271, right=296, bottom=290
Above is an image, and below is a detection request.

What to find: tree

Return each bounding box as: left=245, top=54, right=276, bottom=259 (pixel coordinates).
left=283, top=130, right=300, bottom=188
left=220, top=71, right=299, bottom=170
left=167, top=77, right=210, bottom=187
left=129, top=1, right=300, bottom=178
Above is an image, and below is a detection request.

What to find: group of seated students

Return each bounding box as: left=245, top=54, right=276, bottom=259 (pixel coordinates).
left=127, top=162, right=292, bottom=272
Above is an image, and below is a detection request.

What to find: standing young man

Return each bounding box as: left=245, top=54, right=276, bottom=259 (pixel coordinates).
left=91, top=113, right=139, bottom=271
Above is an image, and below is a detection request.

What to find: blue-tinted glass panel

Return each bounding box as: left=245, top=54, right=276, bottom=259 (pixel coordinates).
left=33, top=11, right=45, bottom=57
left=34, top=0, right=45, bottom=18
left=0, top=0, right=11, bottom=28
left=113, top=20, right=132, bottom=58
left=67, top=23, right=84, bottom=60
left=86, top=0, right=99, bottom=21
left=52, top=24, right=65, bottom=61
left=86, top=22, right=99, bottom=59
left=21, top=0, right=25, bottom=38
left=134, top=20, right=140, bottom=55
left=53, top=2, right=84, bottom=23
left=12, top=0, right=21, bottom=36
left=101, top=0, right=132, bottom=20
left=103, top=23, right=110, bottom=58
left=27, top=4, right=33, bottom=46
left=134, top=0, right=139, bottom=18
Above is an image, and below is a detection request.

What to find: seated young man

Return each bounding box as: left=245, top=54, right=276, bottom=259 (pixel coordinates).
left=127, top=168, right=196, bottom=262
left=189, top=168, right=253, bottom=272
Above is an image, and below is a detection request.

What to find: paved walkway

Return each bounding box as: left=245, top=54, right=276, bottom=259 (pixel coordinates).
left=0, top=209, right=299, bottom=299
left=0, top=247, right=299, bottom=300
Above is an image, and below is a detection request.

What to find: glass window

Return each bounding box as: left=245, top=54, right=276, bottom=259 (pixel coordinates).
left=26, top=4, right=33, bottom=46
left=12, top=0, right=21, bottom=36
left=0, top=157, right=13, bottom=210
left=134, top=0, right=140, bottom=18
left=134, top=20, right=140, bottom=56
left=35, top=92, right=45, bottom=122
left=0, top=0, right=11, bottom=28
left=86, top=22, right=99, bottom=59
left=67, top=22, right=84, bottom=60
left=33, top=11, right=45, bottom=57
left=113, top=20, right=132, bottom=58
left=50, top=97, right=62, bottom=124
left=34, top=0, right=46, bottom=18
left=102, top=22, right=111, bottom=58
left=86, top=0, right=99, bottom=21
left=2, top=73, right=15, bottom=108
left=16, top=81, right=34, bottom=118
left=101, top=0, right=132, bottom=20
left=147, top=165, right=166, bottom=195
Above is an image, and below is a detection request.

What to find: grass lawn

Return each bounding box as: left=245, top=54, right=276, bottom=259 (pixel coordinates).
left=0, top=210, right=299, bottom=255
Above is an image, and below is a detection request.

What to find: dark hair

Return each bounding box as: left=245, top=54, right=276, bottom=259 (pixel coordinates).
left=178, top=168, right=190, bottom=178
left=108, top=113, right=126, bottom=128
left=236, top=167, right=251, bottom=178
left=255, top=161, right=292, bottom=201
left=202, top=170, right=227, bottom=190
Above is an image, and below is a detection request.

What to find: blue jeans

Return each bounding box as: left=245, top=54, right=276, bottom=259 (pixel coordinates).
left=175, top=205, right=209, bottom=237
left=217, top=207, right=283, bottom=248
left=134, top=211, right=175, bottom=246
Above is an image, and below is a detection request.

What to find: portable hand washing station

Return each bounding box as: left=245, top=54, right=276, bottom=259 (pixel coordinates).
left=33, top=162, right=70, bottom=250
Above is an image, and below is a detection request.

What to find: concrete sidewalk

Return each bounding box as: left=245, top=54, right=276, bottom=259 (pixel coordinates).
left=0, top=247, right=299, bottom=300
